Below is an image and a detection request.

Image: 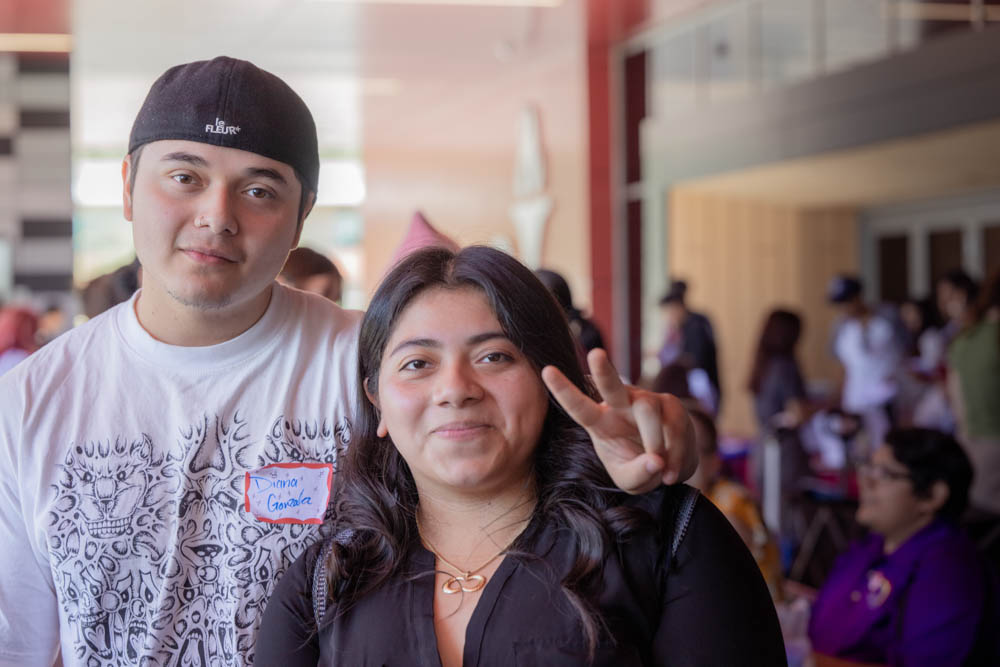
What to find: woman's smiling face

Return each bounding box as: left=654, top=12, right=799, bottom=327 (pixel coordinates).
left=369, top=286, right=550, bottom=497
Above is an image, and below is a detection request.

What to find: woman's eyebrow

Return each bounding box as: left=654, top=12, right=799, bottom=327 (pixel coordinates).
left=387, top=331, right=507, bottom=358
left=388, top=338, right=439, bottom=357
left=466, top=331, right=507, bottom=345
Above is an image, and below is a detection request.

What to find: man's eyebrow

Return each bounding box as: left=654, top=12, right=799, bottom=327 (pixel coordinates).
left=244, top=167, right=288, bottom=185
left=160, top=152, right=208, bottom=167
left=157, top=154, right=289, bottom=186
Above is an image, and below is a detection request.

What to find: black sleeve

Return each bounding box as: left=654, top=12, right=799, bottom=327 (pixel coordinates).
left=255, top=543, right=323, bottom=667
left=653, top=495, right=787, bottom=666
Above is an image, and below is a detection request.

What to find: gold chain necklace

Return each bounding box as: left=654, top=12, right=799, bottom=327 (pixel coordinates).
left=416, top=515, right=526, bottom=595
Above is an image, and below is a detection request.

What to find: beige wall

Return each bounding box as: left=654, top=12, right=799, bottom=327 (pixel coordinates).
left=668, top=188, right=859, bottom=436
left=362, top=139, right=589, bottom=301
left=359, top=2, right=590, bottom=309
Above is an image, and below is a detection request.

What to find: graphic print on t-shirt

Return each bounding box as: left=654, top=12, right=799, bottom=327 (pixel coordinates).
left=47, top=412, right=350, bottom=666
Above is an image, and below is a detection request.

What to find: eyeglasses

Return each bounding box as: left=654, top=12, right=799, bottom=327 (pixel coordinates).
left=858, top=462, right=912, bottom=483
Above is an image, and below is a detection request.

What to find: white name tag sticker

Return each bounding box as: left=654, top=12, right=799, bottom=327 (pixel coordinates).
left=244, top=463, right=333, bottom=525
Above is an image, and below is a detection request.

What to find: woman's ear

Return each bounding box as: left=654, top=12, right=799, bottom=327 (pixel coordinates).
left=363, top=378, right=389, bottom=439
left=924, top=480, right=950, bottom=515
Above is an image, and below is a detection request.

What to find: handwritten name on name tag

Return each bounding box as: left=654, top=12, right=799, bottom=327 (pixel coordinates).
left=244, top=463, right=333, bottom=525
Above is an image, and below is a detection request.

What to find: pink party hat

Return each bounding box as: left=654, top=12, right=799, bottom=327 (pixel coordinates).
left=388, top=211, right=460, bottom=268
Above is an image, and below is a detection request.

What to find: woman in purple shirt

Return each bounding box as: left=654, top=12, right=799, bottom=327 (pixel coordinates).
left=809, top=428, right=998, bottom=666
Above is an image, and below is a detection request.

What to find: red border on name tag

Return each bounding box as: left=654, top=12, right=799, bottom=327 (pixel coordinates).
left=244, top=462, right=334, bottom=525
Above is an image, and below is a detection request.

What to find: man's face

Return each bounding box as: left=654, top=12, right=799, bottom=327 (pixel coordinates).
left=123, top=140, right=304, bottom=314
left=936, top=281, right=954, bottom=319
left=662, top=302, right=685, bottom=331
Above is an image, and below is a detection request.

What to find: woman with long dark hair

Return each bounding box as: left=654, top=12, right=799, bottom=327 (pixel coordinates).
left=257, top=246, right=784, bottom=666
left=748, top=308, right=807, bottom=431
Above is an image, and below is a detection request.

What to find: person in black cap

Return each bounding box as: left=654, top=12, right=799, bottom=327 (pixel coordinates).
left=0, top=57, right=699, bottom=667
left=658, top=279, right=721, bottom=414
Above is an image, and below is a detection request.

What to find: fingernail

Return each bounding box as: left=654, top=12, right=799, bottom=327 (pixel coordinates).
left=662, top=470, right=678, bottom=484
left=644, top=460, right=662, bottom=474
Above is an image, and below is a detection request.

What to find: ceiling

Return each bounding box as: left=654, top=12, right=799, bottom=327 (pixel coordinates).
left=678, top=117, right=1000, bottom=208
left=9, top=0, right=717, bottom=159
left=68, top=0, right=587, bottom=157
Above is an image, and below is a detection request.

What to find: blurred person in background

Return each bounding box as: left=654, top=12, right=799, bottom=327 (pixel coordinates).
left=899, top=297, right=946, bottom=376
left=0, top=307, right=39, bottom=376
left=658, top=279, right=721, bottom=413
left=651, top=361, right=723, bottom=418
left=947, top=267, right=1000, bottom=515
left=937, top=269, right=979, bottom=343
left=749, top=309, right=809, bottom=433
left=36, top=303, right=71, bottom=346
left=828, top=275, right=903, bottom=449
left=808, top=428, right=998, bottom=666
left=897, top=296, right=953, bottom=432
left=535, top=268, right=606, bottom=364
left=279, top=246, right=343, bottom=303
left=687, top=406, right=784, bottom=601
left=746, top=309, right=811, bottom=540
left=80, top=257, right=142, bottom=319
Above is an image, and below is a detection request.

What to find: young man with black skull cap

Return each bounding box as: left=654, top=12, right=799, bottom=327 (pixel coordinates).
left=0, top=57, right=696, bottom=666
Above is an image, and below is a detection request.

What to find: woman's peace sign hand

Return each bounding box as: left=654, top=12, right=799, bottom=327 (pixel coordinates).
left=541, top=348, right=698, bottom=495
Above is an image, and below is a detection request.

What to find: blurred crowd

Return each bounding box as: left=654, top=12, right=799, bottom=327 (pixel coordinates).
left=642, top=266, right=1000, bottom=666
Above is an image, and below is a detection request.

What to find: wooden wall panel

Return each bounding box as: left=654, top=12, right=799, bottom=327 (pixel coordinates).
left=668, top=189, right=859, bottom=436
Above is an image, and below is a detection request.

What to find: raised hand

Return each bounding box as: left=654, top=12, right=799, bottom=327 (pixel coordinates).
left=541, top=348, right=697, bottom=494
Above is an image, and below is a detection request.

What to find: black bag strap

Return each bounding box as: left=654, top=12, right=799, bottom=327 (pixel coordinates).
left=671, top=485, right=700, bottom=559
left=312, top=538, right=337, bottom=627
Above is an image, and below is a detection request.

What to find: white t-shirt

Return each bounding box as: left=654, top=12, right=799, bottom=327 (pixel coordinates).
left=833, top=315, right=901, bottom=413
left=0, top=284, right=362, bottom=667
left=0, top=347, right=29, bottom=376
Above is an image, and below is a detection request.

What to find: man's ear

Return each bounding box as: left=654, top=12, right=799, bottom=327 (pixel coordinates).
left=363, top=378, right=388, bottom=438
left=122, top=156, right=134, bottom=222
left=293, top=190, right=316, bottom=246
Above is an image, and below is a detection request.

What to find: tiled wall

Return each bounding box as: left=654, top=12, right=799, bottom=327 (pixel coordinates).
left=0, top=52, right=72, bottom=303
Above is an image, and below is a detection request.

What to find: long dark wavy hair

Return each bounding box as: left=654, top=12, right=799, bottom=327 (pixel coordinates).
left=322, top=245, right=645, bottom=656
left=747, top=308, right=803, bottom=394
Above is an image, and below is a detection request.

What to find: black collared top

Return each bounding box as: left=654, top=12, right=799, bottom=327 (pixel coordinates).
left=256, top=486, right=786, bottom=666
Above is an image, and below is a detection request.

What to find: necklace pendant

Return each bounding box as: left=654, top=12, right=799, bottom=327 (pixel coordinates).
left=442, top=573, right=487, bottom=595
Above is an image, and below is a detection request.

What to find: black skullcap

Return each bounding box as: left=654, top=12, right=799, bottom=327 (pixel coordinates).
left=827, top=274, right=863, bottom=303
left=660, top=279, right=688, bottom=305
left=128, top=56, right=319, bottom=193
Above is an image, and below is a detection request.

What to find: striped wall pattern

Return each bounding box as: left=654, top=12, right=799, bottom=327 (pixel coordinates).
left=0, top=52, right=72, bottom=302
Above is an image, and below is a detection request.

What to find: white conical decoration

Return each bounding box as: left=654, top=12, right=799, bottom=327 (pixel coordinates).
left=510, top=195, right=552, bottom=270
left=513, top=106, right=546, bottom=198
left=510, top=104, right=552, bottom=269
